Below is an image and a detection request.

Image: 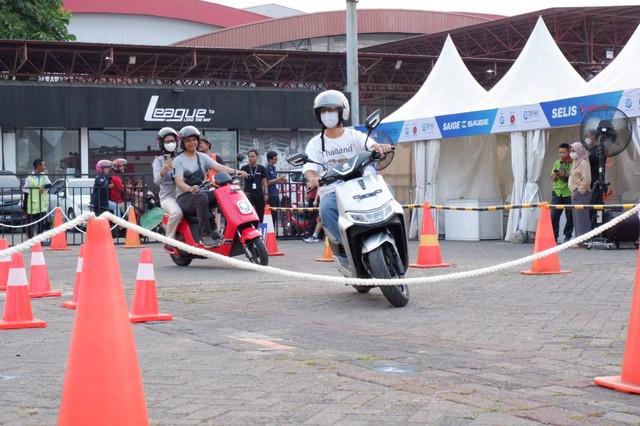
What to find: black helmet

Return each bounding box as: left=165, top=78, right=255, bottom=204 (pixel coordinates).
left=313, top=90, right=350, bottom=126
left=178, top=126, right=201, bottom=149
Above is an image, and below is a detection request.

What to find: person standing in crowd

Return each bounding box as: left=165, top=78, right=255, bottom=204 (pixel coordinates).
left=568, top=142, right=592, bottom=243
left=109, top=158, right=128, bottom=217
left=91, top=159, right=113, bottom=215
left=240, top=149, right=269, bottom=223
left=198, top=137, right=225, bottom=183
left=303, top=185, right=323, bottom=243
left=549, top=143, right=573, bottom=243
left=23, top=158, right=52, bottom=239
left=152, top=127, right=183, bottom=250
left=173, top=126, right=245, bottom=248
left=265, top=150, right=286, bottom=231
left=303, top=90, right=392, bottom=244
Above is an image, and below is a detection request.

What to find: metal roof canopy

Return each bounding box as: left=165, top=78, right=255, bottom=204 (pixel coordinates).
left=0, top=6, right=638, bottom=109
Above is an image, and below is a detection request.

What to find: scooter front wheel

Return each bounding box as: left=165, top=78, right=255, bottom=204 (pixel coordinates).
left=245, top=237, right=269, bottom=266
left=368, top=244, right=409, bottom=308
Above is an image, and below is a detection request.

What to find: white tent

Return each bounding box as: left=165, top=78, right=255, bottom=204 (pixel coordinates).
left=382, top=35, right=488, bottom=237
left=468, top=17, right=586, bottom=241
left=573, top=22, right=640, bottom=204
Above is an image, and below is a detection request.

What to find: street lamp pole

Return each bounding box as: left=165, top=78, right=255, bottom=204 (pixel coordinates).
left=346, top=0, right=359, bottom=125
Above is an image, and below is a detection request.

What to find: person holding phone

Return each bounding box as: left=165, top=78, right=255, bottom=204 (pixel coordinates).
left=152, top=127, right=183, bottom=249
left=549, top=142, right=573, bottom=243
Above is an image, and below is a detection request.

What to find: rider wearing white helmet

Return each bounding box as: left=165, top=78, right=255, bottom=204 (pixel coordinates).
left=152, top=127, right=183, bottom=246
left=303, top=90, right=392, bottom=245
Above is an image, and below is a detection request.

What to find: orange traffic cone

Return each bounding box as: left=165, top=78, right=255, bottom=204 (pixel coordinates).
left=48, top=207, right=71, bottom=251
left=122, top=207, right=144, bottom=249
left=264, top=205, right=284, bottom=256
left=28, top=242, right=61, bottom=298
left=61, top=244, right=84, bottom=310
left=521, top=203, right=570, bottom=275
left=594, top=245, right=640, bottom=394
left=58, top=218, right=148, bottom=424
left=129, top=248, right=172, bottom=323
left=315, top=237, right=334, bottom=262
left=410, top=202, right=451, bottom=268
left=0, top=238, right=9, bottom=291
left=0, top=253, right=47, bottom=330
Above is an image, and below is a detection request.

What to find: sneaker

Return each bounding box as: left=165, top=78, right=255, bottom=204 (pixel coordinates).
left=303, top=235, right=319, bottom=243
left=200, top=235, right=217, bottom=248
left=211, top=229, right=222, bottom=240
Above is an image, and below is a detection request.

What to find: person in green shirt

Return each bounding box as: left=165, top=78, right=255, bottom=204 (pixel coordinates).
left=550, top=143, right=573, bottom=243
left=23, top=158, right=52, bottom=239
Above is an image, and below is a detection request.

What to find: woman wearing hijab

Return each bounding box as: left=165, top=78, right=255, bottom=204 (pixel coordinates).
left=568, top=142, right=592, bottom=241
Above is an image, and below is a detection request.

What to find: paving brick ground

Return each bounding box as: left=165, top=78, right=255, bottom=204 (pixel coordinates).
left=1, top=236, right=640, bottom=425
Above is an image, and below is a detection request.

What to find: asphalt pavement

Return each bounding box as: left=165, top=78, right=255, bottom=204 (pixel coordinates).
left=2, top=236, right=640, bottom=425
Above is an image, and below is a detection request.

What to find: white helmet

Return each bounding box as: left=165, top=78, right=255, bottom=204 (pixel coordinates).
left=313, top=90, right=350, bottom=125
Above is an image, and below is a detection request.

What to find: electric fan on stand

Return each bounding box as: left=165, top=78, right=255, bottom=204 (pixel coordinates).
left=578, top=106, right=632, bottom=249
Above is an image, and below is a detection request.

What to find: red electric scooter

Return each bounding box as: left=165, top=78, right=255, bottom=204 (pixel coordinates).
left=163, top=171, right=268, bottom=266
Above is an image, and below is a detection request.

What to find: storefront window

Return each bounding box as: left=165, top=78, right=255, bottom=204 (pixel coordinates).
left=14, top=129, right=41, bottom=175
left=43, top=130, right=80, bottom=178
left=202, top=130, right=237, bottom=166
left=88, top=130, right=125, bottom=172
left=238, top=130, right=314, bottom=171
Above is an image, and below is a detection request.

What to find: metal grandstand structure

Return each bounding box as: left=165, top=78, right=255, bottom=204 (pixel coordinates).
left=0, top=6, right=638, bottom=109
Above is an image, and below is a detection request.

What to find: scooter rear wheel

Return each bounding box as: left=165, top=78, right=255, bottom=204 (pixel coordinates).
left=245, top=237, right=269, bottom=266
left=170, top=231, right=193, bottom=266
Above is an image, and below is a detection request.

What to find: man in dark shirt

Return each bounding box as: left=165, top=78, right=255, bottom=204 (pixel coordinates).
left=265, top=150, right=286, bottom=231
left=240, top=149, right=268, bottom=223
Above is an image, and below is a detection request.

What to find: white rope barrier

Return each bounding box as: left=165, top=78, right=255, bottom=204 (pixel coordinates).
left=0, top=208, right=57, bottom=230
left=102, top=204, right=640, bottom=287
left=1, top=205, right=638, bottom=287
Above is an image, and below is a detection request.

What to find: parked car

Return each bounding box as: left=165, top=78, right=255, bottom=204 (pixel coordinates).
left=0, top=171, right=24, bottom=225
left=48, top=177, right=95, bottom=222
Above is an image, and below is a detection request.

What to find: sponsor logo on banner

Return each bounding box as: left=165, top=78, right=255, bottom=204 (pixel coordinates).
left=144, top=95, right=214, bottom=122
left=436, top=109, right=496, bottom=138
left=620, top=89, right=640, bottom=116
left=541, top=91, right=623, bottom=128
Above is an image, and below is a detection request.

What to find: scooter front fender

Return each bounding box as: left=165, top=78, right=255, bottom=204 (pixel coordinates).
left=361, top=232, right=395, bottom=255
left=239, top=226, right=262, bottom=244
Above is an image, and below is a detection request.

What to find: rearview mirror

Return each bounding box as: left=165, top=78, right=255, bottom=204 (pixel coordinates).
left=236, top=153, right=245, bottom=162
left=365, top=109, right=382, bottom=131
left=287, top=153, right=309, bottom=167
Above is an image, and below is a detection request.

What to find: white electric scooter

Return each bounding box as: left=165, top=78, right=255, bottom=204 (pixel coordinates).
left=287, top=110, right=409, bottom=307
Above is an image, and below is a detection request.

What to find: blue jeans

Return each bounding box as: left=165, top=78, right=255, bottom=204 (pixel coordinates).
left=319, top=191, right=341, bottom=244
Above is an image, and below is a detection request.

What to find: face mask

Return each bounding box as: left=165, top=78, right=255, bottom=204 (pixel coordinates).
left=584, top=137, right=592, bottom=146
left=569, top=152, right=578, bottom=160
left=321, top=111, right=339, bottom=129
left=164, top=142, right=177, bottom=153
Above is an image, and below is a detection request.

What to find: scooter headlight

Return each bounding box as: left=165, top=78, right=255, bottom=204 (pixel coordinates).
left=346, top=202, right=395, bottom=224
left=237, top=200, right=253, bottom=214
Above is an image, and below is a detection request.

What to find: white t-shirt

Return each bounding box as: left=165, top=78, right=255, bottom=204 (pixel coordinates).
left=303, top=128, right=371, bottom=198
